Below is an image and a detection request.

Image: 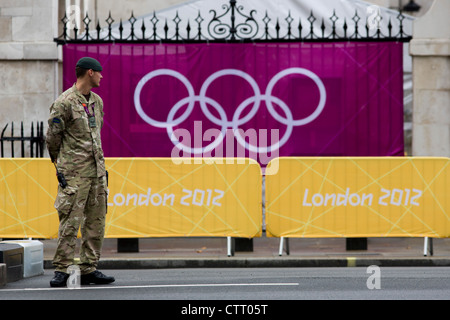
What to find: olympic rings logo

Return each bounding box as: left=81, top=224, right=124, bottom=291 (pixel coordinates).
left=134, top=67, right=326, bottom=155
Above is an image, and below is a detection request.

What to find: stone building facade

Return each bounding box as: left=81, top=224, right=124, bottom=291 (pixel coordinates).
left=410, top=0, right=450, bottom=156
left=0, top=0, right=58, bottom=156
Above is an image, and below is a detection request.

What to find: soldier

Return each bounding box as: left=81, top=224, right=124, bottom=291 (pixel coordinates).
left=46, top=57, right=115, bottom=287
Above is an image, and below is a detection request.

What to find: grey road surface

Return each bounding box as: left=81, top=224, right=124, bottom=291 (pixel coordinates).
left=1, top=267, right=449, bottom=302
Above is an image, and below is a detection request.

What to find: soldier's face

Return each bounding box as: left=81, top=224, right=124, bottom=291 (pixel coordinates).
left=89, top=70, right=103, bottom=88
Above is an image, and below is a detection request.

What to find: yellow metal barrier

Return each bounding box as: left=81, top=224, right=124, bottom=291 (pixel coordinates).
left=0, top=158, right=262, bottom=239
left=265, top=157, right=450, bottom=238
left=4, top=157, right=449, bottom=240
left=0, top=159, right=57, bottom=238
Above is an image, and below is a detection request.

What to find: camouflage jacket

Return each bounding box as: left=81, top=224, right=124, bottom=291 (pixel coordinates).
left=46, top=84, right=106, bottom=178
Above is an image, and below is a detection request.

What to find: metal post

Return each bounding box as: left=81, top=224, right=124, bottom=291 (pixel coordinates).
left=278, top=237, right=284, bottom=256
left=20, top=122, right=25, bottom=157
left=423, top=237, right=434, bottom=256
left=227, top=236, right=234, bottom=257
left=423, top=237, right=428, bottom=256
left=30, top=122, right=34, bottom=157
left=10, top=122, right=14, bottom=158
left=278, top=237, right=290, bottom=256
left=229, top=0, right=236, bottom=40
left=0, top=124, right=7, bottom=157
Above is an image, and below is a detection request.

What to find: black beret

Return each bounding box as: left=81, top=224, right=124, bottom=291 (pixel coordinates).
left=76, top=57, right=103, bottom=71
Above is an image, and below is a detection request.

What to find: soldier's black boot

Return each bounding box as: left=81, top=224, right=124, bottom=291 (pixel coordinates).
left=81, top=270, right=115, bottom=285
left=50, top=271, right=69, bottom=287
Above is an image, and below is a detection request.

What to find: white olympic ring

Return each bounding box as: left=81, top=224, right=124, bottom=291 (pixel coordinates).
left=134, top=67, right=327, bottom=154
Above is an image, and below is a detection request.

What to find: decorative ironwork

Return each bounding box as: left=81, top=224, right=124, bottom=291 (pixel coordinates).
left=207, top=0, right=259, bottom=40
left=54, top=0, right=412, bottom=44
left=1, top=122, right=45, bottom=158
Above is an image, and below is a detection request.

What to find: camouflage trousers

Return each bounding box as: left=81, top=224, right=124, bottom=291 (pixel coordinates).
left=53, top=175, right=108, bottom=275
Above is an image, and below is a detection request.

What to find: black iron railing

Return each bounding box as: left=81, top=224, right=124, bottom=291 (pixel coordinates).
left=1, top=122, right=45, bottom=158
left=54, top=0, right=412, bottom=44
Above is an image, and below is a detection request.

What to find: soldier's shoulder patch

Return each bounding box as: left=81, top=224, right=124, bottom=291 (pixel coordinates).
left=52, top=118, right=61, bottom=124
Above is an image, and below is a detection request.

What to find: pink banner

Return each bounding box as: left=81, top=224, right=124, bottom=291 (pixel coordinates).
left=63, top=42, right=404, bottom=165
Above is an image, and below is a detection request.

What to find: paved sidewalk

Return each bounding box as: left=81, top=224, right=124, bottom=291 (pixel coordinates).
left=42, top=236, right=450, bottom=269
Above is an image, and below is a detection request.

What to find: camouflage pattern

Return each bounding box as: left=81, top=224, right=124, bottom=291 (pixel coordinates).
left=46, top=84, right=105, bottom=178
left=52, top=175, right=107, bottom=274
left=46, top=84, right=107, bottom=274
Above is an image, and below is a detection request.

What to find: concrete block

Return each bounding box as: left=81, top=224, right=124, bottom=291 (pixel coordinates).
left=1, top=7, right=33, bottom=17
left=414, top=89, right=450, bottom=124
left=412, top=123, right=450, bottom=157
left=1, top=240, right=44, bottom=278
left=0, top=0, right=33, bottom=8
left=0, top=243, right=24, bottom=283
left=0, top=263, right=6, bottom=287
left=0, top=42, right=24, bottom=59
left=11, top=6, right=53, bottom=42
left=23, top=42, right=58, bottom=60
left=0, top=16, right=12, bottom=41
left=413, top=57, right=450, bottom=91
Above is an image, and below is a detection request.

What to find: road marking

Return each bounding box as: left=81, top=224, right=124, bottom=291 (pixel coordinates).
left=347, top=257, right=357, bottom=267
left=1, top=282, right=299, bottom=292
